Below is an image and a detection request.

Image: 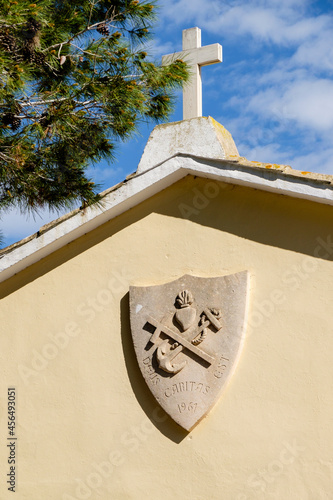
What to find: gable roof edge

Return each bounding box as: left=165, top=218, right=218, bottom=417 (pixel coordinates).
left=1, top=153, right=333, bottom=283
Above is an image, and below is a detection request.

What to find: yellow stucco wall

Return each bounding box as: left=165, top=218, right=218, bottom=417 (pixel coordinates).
left=1, top=175, right=333, bottom=499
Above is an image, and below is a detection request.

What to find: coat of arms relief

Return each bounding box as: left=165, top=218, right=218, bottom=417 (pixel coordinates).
left=130, top=272, right=249, bottom=431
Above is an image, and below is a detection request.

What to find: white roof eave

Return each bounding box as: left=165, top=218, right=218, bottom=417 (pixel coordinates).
left=1, top=153, right=333, bottom=283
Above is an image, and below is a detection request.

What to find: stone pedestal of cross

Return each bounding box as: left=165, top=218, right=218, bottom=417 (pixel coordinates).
left=162, top=27, right=222, bottom=120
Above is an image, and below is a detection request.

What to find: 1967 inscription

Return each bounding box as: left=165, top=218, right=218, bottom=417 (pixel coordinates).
left=178, top=402, right=197, bottom=413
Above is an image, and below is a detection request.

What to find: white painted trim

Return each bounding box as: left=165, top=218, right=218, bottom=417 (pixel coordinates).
left=1, top=154, right=333, bottom=283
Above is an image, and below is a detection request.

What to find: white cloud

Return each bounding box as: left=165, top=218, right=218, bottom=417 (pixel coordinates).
left=280, top=79, right=333, bottom=131
left=291, top=32, right=333, bottom=72
left=238, top=140, right=292, bottom=165
left=256, top=0, right=309, bottom=6
left=208, top=7, right=285, bottom=42
left=160, top=0, right=221, bottom=27
left=247, top=78, right=333, bottom=132
left=288, top=146, right=333, bottom=174
left=221, top=112, right=333, bottom=174
left=211, top=10, right=330, bottom=46
left=232, top=133, right=333, bottom=176
left=86, top=164, right=124, bottom=186
left=148, top=39, right=177, bottom=58
left=160, top=0, right=330, bottom=46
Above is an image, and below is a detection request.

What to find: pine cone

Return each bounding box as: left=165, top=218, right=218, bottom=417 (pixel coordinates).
left=0, top=33, right=18, bottom=52
left=34, top=52, right=46, bottom=66
left=23, top=47, right=35, bottom=62
left=3, top=113, right=21, bottom=130
left=23, top=17, right=41, bottom=53
left=97, top=23, right=110, bottom=36
left=3, top=113, right=14, bottom=126
left=25, top=49, right=46, bottom=65
left=11, top=117, right=21, bottom=131
left=25, top=18, right=42, bottom=37
left=39, top=112, right=50, bottom=127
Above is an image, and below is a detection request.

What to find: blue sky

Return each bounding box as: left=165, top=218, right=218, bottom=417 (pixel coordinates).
left=2, top=0, right=333, bottom=247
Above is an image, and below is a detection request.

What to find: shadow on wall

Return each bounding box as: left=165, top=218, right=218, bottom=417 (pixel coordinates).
left=120, top=291, right=188, bottom=443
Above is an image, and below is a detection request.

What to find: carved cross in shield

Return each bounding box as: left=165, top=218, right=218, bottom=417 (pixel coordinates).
left=129, top=272, right=249, bottom=431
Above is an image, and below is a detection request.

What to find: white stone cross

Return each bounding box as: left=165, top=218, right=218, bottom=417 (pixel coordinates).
left=162, top=27, right=222, bottom=120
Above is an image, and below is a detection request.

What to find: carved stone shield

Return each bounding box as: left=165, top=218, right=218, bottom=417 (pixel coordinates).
left=129, top=272, right=249, bottom=431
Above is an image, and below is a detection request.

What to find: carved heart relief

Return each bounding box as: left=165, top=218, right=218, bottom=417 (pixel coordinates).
left=175, top=307, right=196, bottom=331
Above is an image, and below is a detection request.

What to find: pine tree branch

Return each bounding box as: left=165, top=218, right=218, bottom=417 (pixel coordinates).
left=88, top=0, right=99, bottom=27
left=70, top=43, right=104, bottom=58
left=0, top=21, right=26, bottom=27
left=92, top=38, right=106, bottom=75
left=0, top=151, right=15, bottom=162
left=20, top=97, right=69, bottom=107
left=42, top=19, right=118, bottom=54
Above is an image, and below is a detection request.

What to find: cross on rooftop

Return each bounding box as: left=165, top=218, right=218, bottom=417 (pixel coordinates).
left=162, top=27, right=222, bottom=120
